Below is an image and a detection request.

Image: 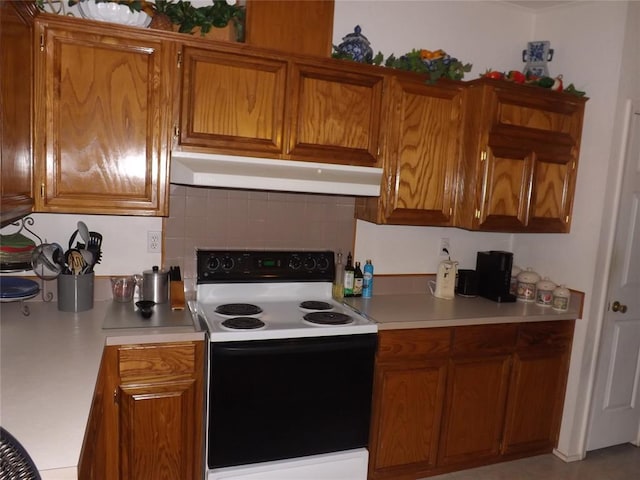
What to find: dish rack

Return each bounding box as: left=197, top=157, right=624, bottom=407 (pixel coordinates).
left=0, top=216, right=53, bottom=315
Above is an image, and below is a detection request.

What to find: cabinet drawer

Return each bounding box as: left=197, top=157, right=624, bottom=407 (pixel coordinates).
left=452, top=324, right=518, bottom=357
left=118, top=343, right=198, bottom=383
left=377, top=328, right=451, bottom=361
left=517, top=320, right=574, bottom=352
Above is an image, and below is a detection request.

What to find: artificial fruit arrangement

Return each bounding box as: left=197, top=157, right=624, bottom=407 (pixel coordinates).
left=481, top=69, right=585, bottom=96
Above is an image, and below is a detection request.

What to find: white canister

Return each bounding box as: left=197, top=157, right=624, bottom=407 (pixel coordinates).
left=552, top=284, right=571, bottom=312
left=517, top=268, right=540, bottom=302
left=535, top=277, right=556, bottom=307
left=510, top=265, right=522, bottom=296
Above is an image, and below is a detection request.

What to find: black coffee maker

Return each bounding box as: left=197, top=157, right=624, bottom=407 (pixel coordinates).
left=475, top=251, right=517, bottom=303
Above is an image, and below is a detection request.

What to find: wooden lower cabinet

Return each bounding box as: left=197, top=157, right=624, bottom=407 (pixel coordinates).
left=79, top=341, right=205, bottom=480
left=501, top=321, right=574, bottom=456
left=368, top=321, right=574, bottom=480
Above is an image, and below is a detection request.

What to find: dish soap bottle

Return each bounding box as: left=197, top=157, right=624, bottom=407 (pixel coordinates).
left=343, top=252, right=354, bottom=297
left=333, top=252, right=344, bottom=299
left=362, top=259, right=374, bottom=298
left=353, top=261, right=364, bottom=297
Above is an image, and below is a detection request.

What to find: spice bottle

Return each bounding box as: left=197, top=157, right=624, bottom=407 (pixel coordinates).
left=333, top=252, right=344, bottom=299
left=343, top=252, right=354, bottom=297
left=363, top=259, right=374, bottom=298
left=353, top=261, right=364, bottom=297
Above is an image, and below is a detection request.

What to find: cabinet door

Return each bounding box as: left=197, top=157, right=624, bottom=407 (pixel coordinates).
left=0, top=1, right=33, bottom=226
left=369, top=328, right=451, bottom=480
left=119, top=380, right=201, bottom=480
left=371, top=76, right=462, bottom=225
left=502, top=321, right=574, bottom=455
left=244, top=0, right=334, bottom=57
left=179, top=46, right=287, bottom=156
left=287, top=62, right=384, bottom=166
left=458, top=81, right=586, bottom=232
left=370, top=361, right=448, bottom=478
left=438, top=324, right=517, bottom=467
left=438, top=355, right=512, bottom=467
left=34, top=20, right=174, bottom=215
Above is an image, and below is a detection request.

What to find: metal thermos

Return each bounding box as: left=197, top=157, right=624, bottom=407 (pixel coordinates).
left=142, top=265, right=169, bottom=303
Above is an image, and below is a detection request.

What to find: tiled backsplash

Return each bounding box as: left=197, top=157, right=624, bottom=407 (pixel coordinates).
left=164, top=185, right=357, bottom=293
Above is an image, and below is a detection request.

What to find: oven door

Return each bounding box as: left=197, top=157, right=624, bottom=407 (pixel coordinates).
left=208, top=333, right=377, bottom=469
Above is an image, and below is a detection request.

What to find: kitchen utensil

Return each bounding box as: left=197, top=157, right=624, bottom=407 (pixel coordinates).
left=31, top=243, right=64, bottom=280
left=87, top=231, right=103, bottom=264
left=142, top=266, right=169, bottom=304
left=77, top=221, right=90, bottom=245
left=66, top=249, right=86, bottom=275
left=111, top=276, right=136, bottom=302
left=80, top=249, right=95, bottom=273
left=135, top=300, right=155, bottom=319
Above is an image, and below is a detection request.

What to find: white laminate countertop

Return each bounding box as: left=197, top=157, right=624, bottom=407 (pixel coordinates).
left=343, top=291, right=583, bottom=329
left=0, top=299, right=203, bottom=477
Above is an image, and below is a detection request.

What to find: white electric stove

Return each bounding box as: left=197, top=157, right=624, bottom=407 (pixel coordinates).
left=193, top=250, right=377, bottom=480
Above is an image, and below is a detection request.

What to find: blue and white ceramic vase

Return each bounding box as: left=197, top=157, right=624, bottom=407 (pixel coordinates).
left=335, top=25, right=373, bottom=63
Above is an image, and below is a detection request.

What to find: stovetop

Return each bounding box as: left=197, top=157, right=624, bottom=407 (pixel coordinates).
left=194, top=250, right=377, bottom=342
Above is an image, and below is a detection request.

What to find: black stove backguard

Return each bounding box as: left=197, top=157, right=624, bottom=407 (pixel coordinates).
left=197, top=250, right=335, bottom=283
left=208, top=333, right=377, bottom=469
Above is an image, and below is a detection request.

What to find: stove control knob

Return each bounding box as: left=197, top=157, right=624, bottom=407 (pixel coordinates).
left=221, top=256, right=235, bottom=271
left=303, top=257, right=317, bottom=271
left=316, top=256, right=330, bottom=272
left=207, top=257, right=221, bottom=271
left=288, top=256, right=302, bottom=270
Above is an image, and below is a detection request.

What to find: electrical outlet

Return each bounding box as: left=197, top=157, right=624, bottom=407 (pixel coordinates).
left=439, top=237, right=450, bottom=256
left=147, top=231, right=162, bottom=253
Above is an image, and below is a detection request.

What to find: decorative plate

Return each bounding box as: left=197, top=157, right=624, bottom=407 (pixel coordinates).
left=78, top=1, right=152, bottom=28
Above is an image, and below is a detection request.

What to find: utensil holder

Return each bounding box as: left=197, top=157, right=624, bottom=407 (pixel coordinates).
left=57, top=272, right=94, bottom=312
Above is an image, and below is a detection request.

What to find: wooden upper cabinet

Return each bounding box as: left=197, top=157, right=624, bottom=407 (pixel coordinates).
left=33, top=17, right=174, bottom=216
left=244, top=0, right=334, bottom=57
left=356, top=75, right=463, bottom=225
left=0, top=1, right=34, bottom=226
left=287, top=61, right=385, bottom=166
left=456, top=79, right=587, bottom=232
left=178, top=46, right=287, bottom=156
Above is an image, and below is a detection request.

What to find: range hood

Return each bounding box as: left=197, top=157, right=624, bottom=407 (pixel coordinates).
left=170, top=152, right=383, bottom=196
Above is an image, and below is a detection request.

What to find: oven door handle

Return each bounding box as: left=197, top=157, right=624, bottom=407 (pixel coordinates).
left=211, top=334, right=377, bottom=357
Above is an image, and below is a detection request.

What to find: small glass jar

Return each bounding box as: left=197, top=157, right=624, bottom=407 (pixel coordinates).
left=510, top=265, right=522, bottom=296
left=552, top=284, right=571, bottom=312
left=535, top=277, right=556, bottom=307
left=517, top=268, right=540, bottom=302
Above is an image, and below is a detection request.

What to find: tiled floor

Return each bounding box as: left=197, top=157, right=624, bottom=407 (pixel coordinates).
left=422, top=443, right=640, bottom=479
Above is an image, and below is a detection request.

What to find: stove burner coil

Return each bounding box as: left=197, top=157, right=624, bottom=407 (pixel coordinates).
left=221, top=317, right=266, bottom=330
left=303, top=312, right=353, bottom=325
left=300, top=301, right=333, bottom=311
left=215, top=303, right=263, bottom=316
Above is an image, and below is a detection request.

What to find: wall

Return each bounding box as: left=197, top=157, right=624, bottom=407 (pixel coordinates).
left=164, top=185, right=356, bottom=292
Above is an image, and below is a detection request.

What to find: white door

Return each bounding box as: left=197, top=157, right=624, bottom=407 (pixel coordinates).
left=587, top=100, right=640, bottom=451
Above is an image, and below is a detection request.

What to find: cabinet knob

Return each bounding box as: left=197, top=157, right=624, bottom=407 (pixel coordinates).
left=611, top=301, right=628, bottom=313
